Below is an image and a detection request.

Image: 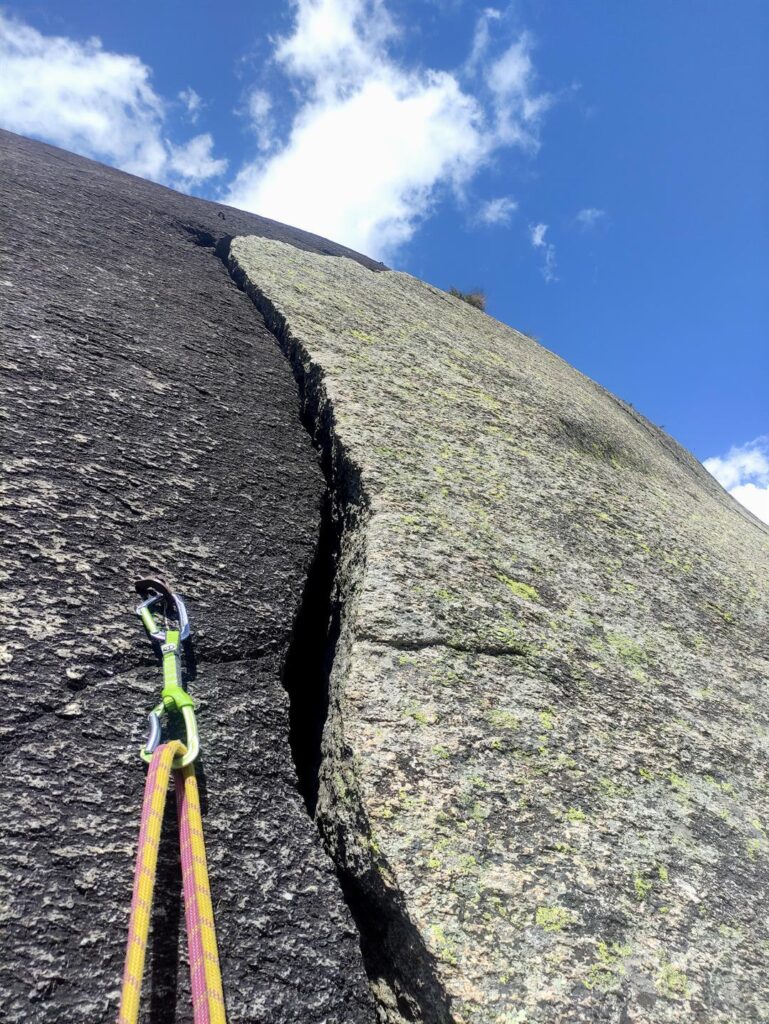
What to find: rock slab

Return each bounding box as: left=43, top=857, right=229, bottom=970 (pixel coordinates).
left=232, top=235, right=769, bottom=1024
left=0, top=132, right=375, bottom=1023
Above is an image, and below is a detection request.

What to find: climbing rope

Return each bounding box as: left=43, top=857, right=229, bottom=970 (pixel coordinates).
left=118, top=579, right=225, bottom=1024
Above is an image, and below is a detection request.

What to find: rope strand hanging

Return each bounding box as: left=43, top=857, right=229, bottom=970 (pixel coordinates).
left=117, top=579, right=225, bottom=1024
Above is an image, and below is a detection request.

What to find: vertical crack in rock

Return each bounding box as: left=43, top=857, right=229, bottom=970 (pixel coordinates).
left=209, top=234, right=769, bottom=1024
left=1, top=130, right=383, bottom=1024
left=192, top=231, right=452, bottom=1023
left=282, top=486, right=335, bottom=817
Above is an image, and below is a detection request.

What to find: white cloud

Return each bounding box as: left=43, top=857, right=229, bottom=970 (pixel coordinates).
left=530, top=222, right=548, bottom=247
left=275, top=0, right=397, bottom=92
left=247, top=89, right=272, bottom=125
left=704, top=437, right=769, bottom=524
left=466, top=7, right=502, bottom=73
left=477, top=195, right=517, bottom=225
left=730, top=483, right=769, bottom=524
left=485, top=31, right=553, bottom=148
left=0, top=12, right=226, bottom=189
left=167, top=133, right=227, bottom=186
left=0, top=5, right=556, bottom=262
left=225, top=0, right=553, bottom=260
left=576, top=206, right=606, bottom=228
left=239, top=88, right=275, bottom=151
left=178, top=86, right=203, bottom=122
left=529, top=221, right=557, bottom=282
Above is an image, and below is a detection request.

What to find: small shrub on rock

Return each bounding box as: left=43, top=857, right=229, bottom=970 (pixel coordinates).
left=449, top=287, right=486, bottom=311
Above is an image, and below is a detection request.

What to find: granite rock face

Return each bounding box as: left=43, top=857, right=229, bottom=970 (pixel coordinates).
left=0, top=133, right=375, bottom=1023
left=232, top=236, right=769, bottom=1024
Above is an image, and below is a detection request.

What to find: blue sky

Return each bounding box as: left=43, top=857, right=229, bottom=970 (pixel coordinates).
left=1, top=1, right=767, bottom=520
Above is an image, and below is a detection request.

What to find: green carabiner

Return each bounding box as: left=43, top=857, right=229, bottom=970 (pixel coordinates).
left=135, top=580, right=199, bottom=769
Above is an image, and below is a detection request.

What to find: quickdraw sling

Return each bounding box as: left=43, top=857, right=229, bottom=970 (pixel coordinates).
left=118, top=579, right=225, bottom=1024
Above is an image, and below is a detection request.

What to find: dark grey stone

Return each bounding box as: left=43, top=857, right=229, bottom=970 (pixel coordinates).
left=0, top=131, right=375, bottom=1023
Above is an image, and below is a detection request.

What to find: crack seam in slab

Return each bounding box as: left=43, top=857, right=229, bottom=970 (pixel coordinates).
left=196, top=230, right=454, bottom=1024
left=355, top=633, right=530, bottom=658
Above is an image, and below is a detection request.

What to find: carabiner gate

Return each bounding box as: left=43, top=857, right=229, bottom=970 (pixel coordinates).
left=135, top=577, right=190, bottom=643
left=142, top=697, right=199, bottom=768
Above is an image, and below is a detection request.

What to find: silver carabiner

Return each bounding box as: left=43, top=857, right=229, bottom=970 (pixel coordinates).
left=145, top=709, right=163, bottom=754
left=135, top=583, right=191, bottom=642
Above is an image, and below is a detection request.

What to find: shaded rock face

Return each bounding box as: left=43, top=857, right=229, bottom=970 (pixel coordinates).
left=232, top=237, right=769, bottom=1024
left=0, top=132, right=375, bottom=1022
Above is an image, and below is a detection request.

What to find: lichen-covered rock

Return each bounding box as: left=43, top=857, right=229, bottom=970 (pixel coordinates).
left=232, top=236, right=769, bottom=1024
left=0, top=132, right=375, bottom=1023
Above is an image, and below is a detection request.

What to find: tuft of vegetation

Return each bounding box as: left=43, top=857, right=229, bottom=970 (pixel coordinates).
left=449, top=287, right=486, bottom=311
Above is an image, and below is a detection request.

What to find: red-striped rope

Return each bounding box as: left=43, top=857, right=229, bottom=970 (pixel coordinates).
left=118, top=741, right=225, bottom=1024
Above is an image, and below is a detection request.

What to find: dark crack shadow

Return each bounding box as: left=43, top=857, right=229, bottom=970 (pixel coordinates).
left=282, top=490, right=336, bottom=816
left=188, top=229, right=455, bottom=1023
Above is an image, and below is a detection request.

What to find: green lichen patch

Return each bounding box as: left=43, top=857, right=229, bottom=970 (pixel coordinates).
left=566, top=807, right=587, bottom=823
left=535, top=905, right=575, bottom=932
left=497, top=573, right=540, bottom=603
left=583, top=941, right=633, bottom=992
left=656, top=962, right=691, bottom=1000
left=428, top=923, right=459, bottom=966
left=486, top=709, right=521, bottom=732
left=538, top=709, right=555, bottom=732
left=633, top=873, right=653, bottom=901
left=606, top=630, right=648, bottom=667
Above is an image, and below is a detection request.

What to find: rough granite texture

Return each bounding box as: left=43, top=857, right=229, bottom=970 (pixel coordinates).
left=0, top=132, right=375, bottom=1022
left=232, top=236, right=769, bottom=1024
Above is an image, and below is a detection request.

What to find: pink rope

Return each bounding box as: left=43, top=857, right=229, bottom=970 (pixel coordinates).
left=176, top=770, right=210, bottom=1024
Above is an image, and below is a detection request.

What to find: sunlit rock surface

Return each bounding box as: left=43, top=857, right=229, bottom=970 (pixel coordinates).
left=0, top=131, right=375, bottom=1024
left=232, top=236, right=769, bottom=1024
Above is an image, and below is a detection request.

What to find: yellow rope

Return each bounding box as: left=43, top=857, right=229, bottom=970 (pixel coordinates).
left=118, top=741, right=225, bottom=1024
left=178, top=762, right=226, bottom=1023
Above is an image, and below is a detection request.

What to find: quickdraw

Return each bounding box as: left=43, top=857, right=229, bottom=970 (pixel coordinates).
left=135, top=576, right=198, bottom=767
left=118, top=578, right=225, bottom=1024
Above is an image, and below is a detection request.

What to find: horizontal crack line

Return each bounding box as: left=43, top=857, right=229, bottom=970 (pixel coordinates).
left=355, top=632, right=530, bottom=658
